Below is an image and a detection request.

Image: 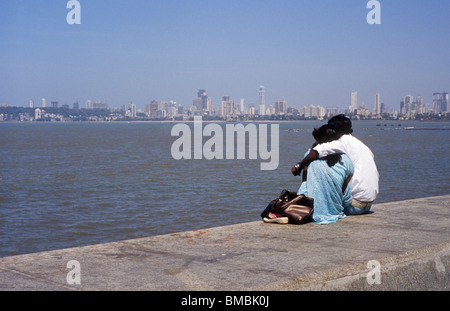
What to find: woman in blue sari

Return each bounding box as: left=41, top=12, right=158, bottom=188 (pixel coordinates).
left=297, top=125, right=354, bottom=224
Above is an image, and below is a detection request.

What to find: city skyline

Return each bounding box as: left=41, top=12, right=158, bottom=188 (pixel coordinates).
left=11, top=87, right=448, bottom=113
left=3, top=87, right=448, bottom=123
left=1, top=1, right=449, bottom=111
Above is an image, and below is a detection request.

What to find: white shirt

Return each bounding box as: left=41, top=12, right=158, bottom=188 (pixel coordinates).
left=313, top=134, right=379, bottom=202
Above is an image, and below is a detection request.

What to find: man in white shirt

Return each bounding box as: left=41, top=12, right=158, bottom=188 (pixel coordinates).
left=292, top=115, right=379, bottom=214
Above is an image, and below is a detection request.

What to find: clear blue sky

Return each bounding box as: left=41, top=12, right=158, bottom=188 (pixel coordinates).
left=1, top=0, right=449, bottom=111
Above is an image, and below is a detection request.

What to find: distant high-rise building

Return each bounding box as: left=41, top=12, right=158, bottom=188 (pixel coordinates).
left=301, top=104, right=325, bottom=119
left=433, top=93, right=441, bottom=114
left=177, top=103, right=184, bottom=116
left=374, top=93, right=381, bottom=115
left=193, top=89, right=212, bottom=115
left=144, top=103, right=150, bottom=116
left=259, top=85, right=266, bottom=116
left=150, top=100, right=158, bottom=118
left=433, top=92, right=449, bottom=113
left=93, top=101, right=108, bottom=109
left=130, top=103, right=136, bottom=118
left=415, top=95, right=424, bottom=114
left=221, top=94, right=233, bottom=117
left=166, top=100, right=177, bottom=117
left=41, top=98, right=46, bottom=108
left=403, top=95, right=414, bottom=116
left=34, top=108, right=41, bottom=120
left=51, top=101, right=58, bottom=108
left=350, top=92, right=358, bottom=114
left=274, top=99, right=287, bottom=115
left=239, top=98, right=245, bottom=113
left=29, top=100, right=34, bottom=108
left=444, top=92, right=449, bottom=112
left=73, top=102, right=79, bottom=110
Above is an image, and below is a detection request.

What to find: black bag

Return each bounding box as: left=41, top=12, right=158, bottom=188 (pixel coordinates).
left=261, top=189, right=314, bottom=224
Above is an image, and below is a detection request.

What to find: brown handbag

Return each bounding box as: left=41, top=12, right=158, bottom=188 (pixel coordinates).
left=261, top=189, right=314, bottom=224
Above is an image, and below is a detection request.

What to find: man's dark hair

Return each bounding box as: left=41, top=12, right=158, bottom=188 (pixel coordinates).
left=328, top=114, right=353, bottom=135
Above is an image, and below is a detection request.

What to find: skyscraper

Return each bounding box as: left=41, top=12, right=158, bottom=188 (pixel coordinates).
left=193, top=89, right=212, bottom=115
left=374, top=93, right=381, bottom=116
left=415, top=95, right=424, bottom=114
left=259, top=85, right=266, bottom=116
left=350, top=92, right=358, bottom=114
left=400, top=95, right=414, bottom=116
left=239, top=98, right=245, bottom=113
left=130, top=103, right=136, bottom=118
left=442, top=92, right=449, bottom=113
left=433, top=92, right=449, bottom=113
left=150, top=100, right=158, bottom=118
left=275, top=99, right=287, bottom=115
left=221, top=94, right=233, bottom=117
left=433, top=93, right=442, bottom=114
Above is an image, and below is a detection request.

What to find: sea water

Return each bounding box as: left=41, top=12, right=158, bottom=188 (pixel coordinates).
left=1, top=120, right=449, bottom=257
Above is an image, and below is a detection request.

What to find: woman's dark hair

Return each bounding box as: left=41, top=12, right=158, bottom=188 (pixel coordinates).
left=312, top=124, right=339, bottom=144
left=328, top=114, right=353, bottom=135
left=312, top=124, right=342, bottom=167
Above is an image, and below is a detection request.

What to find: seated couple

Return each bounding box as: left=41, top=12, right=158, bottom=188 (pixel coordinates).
left=292, top=115, right=379, bottom=225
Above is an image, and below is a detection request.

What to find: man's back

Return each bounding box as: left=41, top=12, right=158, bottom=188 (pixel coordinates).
left=313, top=134, right=379, bottom=202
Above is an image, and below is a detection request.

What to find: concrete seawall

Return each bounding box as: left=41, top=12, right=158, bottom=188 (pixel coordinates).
left=0, top=195, right=449, bottom=291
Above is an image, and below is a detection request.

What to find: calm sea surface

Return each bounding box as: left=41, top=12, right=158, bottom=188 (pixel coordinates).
left=1, top=120, right=449, bottom=257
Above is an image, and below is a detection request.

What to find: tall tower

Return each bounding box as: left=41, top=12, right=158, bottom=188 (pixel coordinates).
left=442, top=92, right=449, bottom=113
left=416, top=95, right=424, bottom=114
left=194, top=89, right=212, bottom=115
left=374, top=93, right=381, bottom=115
left=239, top=98, right=245, bottom=113
left=130, top=103, right=136, bottom=118
left=259, top=85, right=266, bottom=116
left=197, top=89, right=207, bottom=110
left=150, top=100, right=158, bottom=118
left=221, top=94, right=232, bottom=117
left=403, top=95, right=414, bottom=116
left=350, top=92, right=357, bottom=114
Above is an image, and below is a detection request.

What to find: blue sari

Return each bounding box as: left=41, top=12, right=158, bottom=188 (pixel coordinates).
left=297, top=151, right=354, bottom=224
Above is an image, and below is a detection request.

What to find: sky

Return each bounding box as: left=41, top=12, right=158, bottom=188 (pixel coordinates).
left=1, top=0, right=449, bottom=111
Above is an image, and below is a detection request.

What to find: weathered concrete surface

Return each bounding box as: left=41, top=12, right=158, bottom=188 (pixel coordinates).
left=0, top=195, right=449, bottom=291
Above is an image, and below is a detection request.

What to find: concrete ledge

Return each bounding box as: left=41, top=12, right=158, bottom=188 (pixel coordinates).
left=0, top=195, right=449, bottom=291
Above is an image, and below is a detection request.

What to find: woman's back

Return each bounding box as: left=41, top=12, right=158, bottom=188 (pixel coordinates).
left=298, top=152, right=354, bottom=224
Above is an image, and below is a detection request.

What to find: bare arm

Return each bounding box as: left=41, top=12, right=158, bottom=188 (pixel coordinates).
left=291, top=149, right=319, bottom=176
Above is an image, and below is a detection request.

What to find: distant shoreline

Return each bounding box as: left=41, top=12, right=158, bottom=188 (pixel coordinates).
left=1, top=119, right=450, bottom=124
